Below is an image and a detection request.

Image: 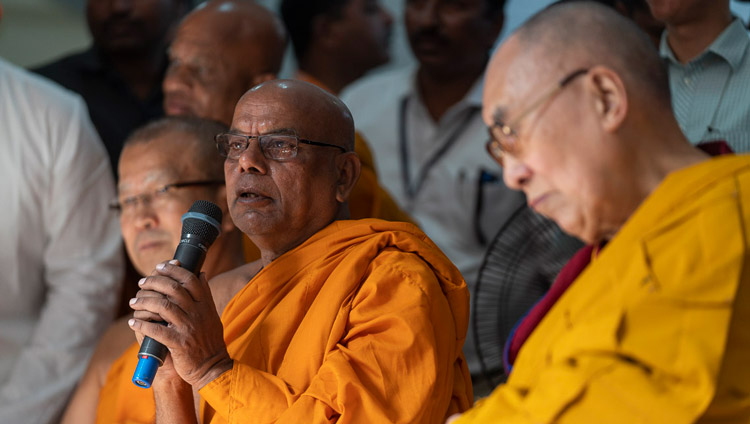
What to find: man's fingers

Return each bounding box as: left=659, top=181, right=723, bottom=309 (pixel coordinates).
left=151, top=261, right=209, bottom=302
left=130, top=295, right=187, bottom=325
left=128, top=318, right=176, bottom=348
left=132, top=309, right=163, bottom=322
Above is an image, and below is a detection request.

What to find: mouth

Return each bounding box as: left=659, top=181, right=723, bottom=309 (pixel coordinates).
left=528, top=193, right=549, bottom=211
left=164, top=97, right=195, bottom=117
left=236, top=187, right=273, bottom=205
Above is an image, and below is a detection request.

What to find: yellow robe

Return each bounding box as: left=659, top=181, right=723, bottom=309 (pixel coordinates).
left=199, top=219, right=472, bottom=423
left=456, top=155, right=750, bottom=423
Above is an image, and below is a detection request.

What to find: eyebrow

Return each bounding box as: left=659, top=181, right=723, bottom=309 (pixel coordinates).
left=227, top=127, right=297, bottom=136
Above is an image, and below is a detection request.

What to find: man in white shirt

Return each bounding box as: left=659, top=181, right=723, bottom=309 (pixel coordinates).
left=0, top=4, right=124, bottom=422
left=341, top=0, right=524, bottom=380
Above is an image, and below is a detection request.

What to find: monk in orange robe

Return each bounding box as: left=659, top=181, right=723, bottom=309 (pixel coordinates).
left=128, top=79, right=472, bottom=423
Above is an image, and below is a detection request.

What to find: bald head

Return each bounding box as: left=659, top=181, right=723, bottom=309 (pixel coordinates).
left=164, top=0, right=288, bottom=124
left=481, top=2, right=699, bottom=245
left=236, top=79, right=356, bottom=152
left=510, top=2, right=670, bottom=107
left=190, top=0, right=287, bottom=74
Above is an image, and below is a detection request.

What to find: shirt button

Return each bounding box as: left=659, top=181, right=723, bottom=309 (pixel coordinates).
left=683, top=77, right=692, bottom=86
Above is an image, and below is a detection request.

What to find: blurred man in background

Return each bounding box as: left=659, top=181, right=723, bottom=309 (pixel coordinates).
left=35, top=0, right=189, bottom=175
left=61, top=117, right=246, bottom=424
left=0, top=3, right=124, bottom=422
left=342, top=0, right=525, bottom=385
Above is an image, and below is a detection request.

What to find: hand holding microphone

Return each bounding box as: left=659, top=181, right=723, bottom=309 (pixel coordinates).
left=130, top=200, right=232, bottom=389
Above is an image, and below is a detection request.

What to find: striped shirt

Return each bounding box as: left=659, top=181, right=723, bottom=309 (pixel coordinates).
left=661, top=19, right=750, bottom=152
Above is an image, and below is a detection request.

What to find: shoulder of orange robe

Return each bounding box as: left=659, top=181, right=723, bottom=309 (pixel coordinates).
left=198, top=218, right=473, bottom=423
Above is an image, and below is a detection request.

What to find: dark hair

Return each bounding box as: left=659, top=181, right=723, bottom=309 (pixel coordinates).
left=485, top=0, right=508, bottom=17
left=124, top=116, right=229, bottom=179
left=280, top=0, right=349, bottom=62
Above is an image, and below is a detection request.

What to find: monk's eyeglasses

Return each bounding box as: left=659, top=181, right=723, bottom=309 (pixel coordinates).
left=110, top=180, right=224, bottom=215
left=486, top=68, right=589, bottom=165
left=216, top=132, right=347, bottom=162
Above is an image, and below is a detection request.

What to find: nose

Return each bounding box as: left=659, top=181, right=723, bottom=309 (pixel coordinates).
left=163, top=61, right=191, bottom=97
left=111, top=0, right=134, bottom=14
left=501, top=154, right=532, bottom=191
left=129, top=201, right=159, bottom=231
left=236, top=140, right=269, bottom=176
left=407, top=0, right=439, bottom=28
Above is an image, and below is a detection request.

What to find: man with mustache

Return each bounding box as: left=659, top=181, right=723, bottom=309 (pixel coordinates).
left=61, top=117, right=247, bottom=424
left=341, top=0, right=524, bottom=388
left=450, top=3, right=750, bottom=422
left=129, top=80, right=473, bottom=423
left=35, top=0, right=188, bottom=175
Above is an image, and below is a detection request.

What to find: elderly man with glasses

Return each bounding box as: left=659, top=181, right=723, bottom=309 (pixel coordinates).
left=60, top=116, right=247, bottom=424
left=127, top=80, right=473, bottom=423
left=449, top=2, right=750, bottom=423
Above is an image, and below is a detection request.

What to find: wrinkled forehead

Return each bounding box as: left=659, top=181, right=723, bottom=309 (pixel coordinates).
left=231, top=88, right=338, bottom=142
left=482, top=36, right=544, bottom=126
left=118, top=136, right=199, bottom=191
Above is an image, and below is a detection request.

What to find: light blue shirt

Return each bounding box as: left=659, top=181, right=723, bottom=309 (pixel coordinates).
left=661, top=19, right=750, bottom=152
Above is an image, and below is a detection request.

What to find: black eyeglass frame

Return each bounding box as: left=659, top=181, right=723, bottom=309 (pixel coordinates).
left=109, top=180, right=225, bottom=212
left=215, top=132, right=348, bottom=161
left=486, top=68, right=590, bottom=164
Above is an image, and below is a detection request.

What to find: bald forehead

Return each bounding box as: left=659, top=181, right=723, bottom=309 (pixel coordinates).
left=482, top=35, right=539, bottom=125
left=233, top=81, right=355, bottom=150
left=186, top=1, right=284, bottom=44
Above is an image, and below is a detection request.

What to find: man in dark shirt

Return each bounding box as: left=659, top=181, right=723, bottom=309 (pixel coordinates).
left=34, top=0, right=188, bottom=176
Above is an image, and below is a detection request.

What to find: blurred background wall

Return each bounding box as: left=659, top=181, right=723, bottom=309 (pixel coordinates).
left=1, top=0, right=749, bottom=72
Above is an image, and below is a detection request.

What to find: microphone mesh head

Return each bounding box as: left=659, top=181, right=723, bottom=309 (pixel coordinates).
left=181, top=200, right=223, bottom=246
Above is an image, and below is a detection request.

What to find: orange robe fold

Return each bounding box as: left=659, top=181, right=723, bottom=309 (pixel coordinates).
left=96, top=341, right=155, bottom=424
left=199, top=219, right=472, bottom=423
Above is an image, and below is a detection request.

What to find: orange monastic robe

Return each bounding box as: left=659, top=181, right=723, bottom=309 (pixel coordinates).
left=199, top=219, right=472, bottom=423
left=96, top=342, right=154, bottom=424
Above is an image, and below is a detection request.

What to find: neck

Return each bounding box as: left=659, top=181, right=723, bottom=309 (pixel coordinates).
left=99, top=45, right=166, bottom=100
left=202, top=230, right=247, bottom=280
left=299, top=55, right=363, bottom=95
left=665, top=6, right=732, bottom=64
left=619, top=119, right=709, bottom=220
left=416, top=62, right=485, bottom=122
left=256, top=207, right=347, bottom=267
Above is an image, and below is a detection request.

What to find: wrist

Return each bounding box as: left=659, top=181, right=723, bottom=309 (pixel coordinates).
left=194, top=354, right=233, bottom=390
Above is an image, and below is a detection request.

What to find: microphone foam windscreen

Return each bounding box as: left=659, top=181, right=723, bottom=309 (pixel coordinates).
left=181, top=200, right=223, bottom=245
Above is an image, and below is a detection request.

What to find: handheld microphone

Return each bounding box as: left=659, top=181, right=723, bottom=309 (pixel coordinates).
left=132, top=200, right=223, bottom=389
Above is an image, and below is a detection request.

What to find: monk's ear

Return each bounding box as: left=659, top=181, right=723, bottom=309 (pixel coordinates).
left=585, top=66, right=628, bottom=133
left=214, top=185, right=235, bottom=234
left=334, top=152, right=361, bottom=204
left=252, top=73, right=277, bottom=87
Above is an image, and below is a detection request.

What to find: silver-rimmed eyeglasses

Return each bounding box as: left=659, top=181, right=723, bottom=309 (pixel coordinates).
left=215, top=132, right=348, bottom=161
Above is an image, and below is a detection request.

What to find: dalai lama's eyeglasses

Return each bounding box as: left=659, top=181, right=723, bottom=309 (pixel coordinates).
left=486, top=68, right=589, bottom=165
